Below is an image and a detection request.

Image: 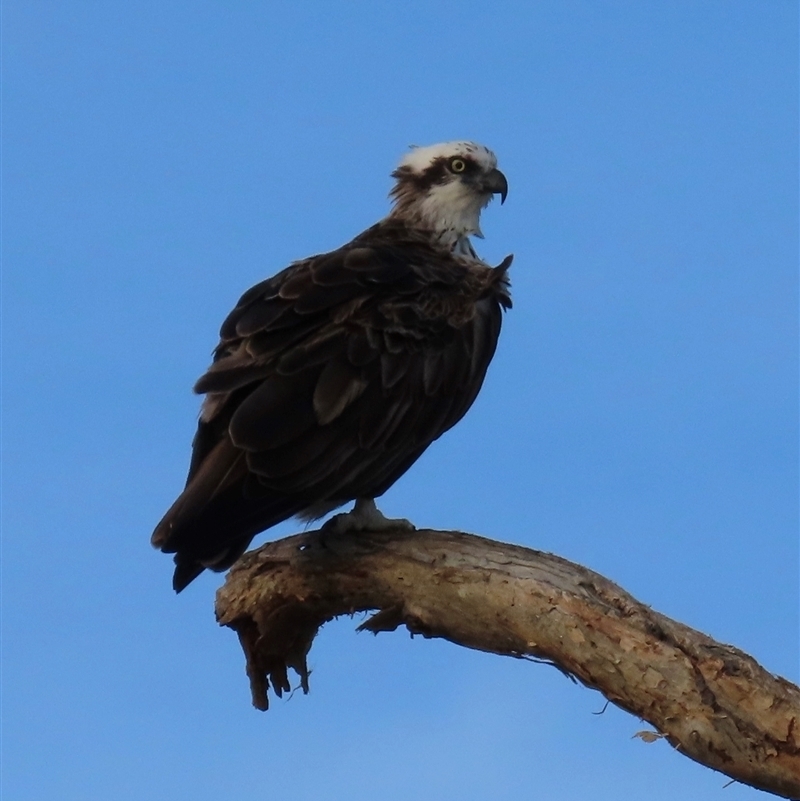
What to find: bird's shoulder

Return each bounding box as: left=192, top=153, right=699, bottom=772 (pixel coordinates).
left=211, top=222, right=505, bottom=354
left=192, top=222, right=512, bottom=408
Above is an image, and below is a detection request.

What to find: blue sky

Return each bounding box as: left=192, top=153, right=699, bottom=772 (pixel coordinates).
left=4, top=2, right=797, bottom=799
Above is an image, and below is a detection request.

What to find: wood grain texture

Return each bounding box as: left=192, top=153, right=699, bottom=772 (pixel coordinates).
left=216, top=528, right=800, bottom=799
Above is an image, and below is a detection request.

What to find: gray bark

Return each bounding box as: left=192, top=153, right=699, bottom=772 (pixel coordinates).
left=215, top=527, right=800, bottom=799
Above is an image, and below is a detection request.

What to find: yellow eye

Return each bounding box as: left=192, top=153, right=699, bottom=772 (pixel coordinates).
left=450, top=158, right=467, bottom=173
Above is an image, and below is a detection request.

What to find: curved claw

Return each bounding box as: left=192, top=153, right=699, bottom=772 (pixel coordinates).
left=323, top=499, right=416, bottom=534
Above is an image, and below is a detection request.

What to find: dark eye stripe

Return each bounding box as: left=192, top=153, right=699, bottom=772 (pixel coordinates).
left=391, top=155, right=479, bottom=192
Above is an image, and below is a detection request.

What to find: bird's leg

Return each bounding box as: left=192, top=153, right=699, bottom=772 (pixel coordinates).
left=322, top=498, right=415, bottom=535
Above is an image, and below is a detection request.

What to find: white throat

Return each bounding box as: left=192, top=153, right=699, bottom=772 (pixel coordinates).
left=404, top=183, right=489, bottom=260
left=417, top=181, right=487, bottom=238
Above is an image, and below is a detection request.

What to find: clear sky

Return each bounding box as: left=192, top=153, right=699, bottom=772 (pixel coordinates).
left=4, top=2, right=797, bottom=799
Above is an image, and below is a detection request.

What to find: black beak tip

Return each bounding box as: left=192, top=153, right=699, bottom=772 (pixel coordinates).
left=487, top=168, right=508, bottom=205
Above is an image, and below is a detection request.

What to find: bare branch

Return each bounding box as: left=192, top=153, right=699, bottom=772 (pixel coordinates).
left=215, top=528, right=800, bottom=799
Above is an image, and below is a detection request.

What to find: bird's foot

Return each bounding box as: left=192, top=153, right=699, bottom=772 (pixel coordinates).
left=322, top=498, right=415, bottom=535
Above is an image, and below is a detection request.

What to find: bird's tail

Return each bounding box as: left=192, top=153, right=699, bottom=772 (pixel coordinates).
left=151, top=439, right=295, bottom=592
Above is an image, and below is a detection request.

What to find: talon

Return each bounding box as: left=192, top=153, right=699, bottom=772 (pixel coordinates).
left=323, top=499, right=416, bottom=534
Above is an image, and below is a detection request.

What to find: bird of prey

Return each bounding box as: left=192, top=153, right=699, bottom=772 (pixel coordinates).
left=152, top=140, right=512, bottom=591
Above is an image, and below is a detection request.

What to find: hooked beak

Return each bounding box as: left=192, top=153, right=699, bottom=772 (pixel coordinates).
left=483, top=168, right=508, bottom=204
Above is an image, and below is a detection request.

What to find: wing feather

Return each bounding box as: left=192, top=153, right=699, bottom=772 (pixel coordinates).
left=380, top=349, right=412, bottom=389
left=313, top=359, right=368, bottom=425
left=231, top=300, right=295, bottom=337
left=277, top=330, right=346, bottom=375
left=228, top=370, right=319, bottom=450
left=346, top=330, right=378, bottom=366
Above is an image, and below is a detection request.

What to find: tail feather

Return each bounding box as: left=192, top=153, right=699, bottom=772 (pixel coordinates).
left=151, top=437, right=298, bottom=591
left=151, top=437, right=247, bottom=551
left=172, top=558, right=205, bottom=593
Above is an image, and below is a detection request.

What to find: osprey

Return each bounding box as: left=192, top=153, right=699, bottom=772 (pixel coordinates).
left=153, top=141, right=512, bottom=591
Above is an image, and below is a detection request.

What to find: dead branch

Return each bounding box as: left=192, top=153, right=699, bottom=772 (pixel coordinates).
left=215, top=527, right=800, bottom=799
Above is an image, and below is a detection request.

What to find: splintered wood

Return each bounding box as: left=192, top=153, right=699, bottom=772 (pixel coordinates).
left=216, top=528, right=800, bottom=799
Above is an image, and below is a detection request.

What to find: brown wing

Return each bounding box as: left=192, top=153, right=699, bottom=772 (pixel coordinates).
left=152, top=222, right=512, bottom=591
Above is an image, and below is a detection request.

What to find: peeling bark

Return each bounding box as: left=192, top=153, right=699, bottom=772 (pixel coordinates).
left=215, top=528, right=800, bottom=799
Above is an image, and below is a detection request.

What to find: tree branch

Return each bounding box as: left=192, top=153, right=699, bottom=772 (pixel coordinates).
left=215, top=528, right=800, bottom=799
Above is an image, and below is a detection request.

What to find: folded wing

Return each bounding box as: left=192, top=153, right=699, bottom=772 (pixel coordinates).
left=152, top=222, right=511, bottom=591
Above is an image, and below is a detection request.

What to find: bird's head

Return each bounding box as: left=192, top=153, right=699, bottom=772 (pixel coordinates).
left=388, top=141, right=508, bottom=252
